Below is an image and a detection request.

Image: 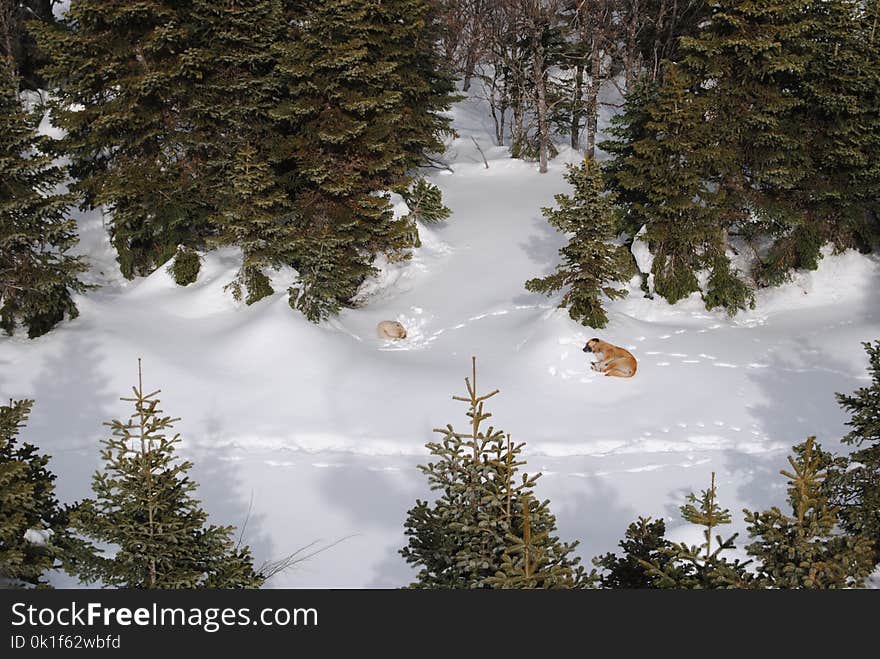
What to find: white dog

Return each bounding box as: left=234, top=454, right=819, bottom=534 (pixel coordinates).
left=377, top=320, right=407, bottom=340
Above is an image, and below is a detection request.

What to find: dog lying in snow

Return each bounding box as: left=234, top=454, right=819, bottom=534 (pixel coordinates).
left=377, top=320, right=407, bottom=340
left=583, top=338, right=637, bottom=378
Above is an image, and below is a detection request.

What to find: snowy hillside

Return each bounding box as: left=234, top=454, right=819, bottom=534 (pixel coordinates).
left=3, top=91, right=879, bottom=587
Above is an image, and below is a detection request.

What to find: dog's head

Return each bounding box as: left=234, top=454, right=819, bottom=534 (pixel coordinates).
left=583, top=338, right=601, bottom=353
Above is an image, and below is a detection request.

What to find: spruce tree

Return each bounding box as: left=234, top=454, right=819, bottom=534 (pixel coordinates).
left=600, top=66, right=753, bottom=313
left=525, top=157, right=631, bottom=328
left=33, top=1, right=208, bottom=279
left=744, top=437, right=875, bottom=588
left=0, top=399, right=76, bottom=587
left=0, top=65, right=86, bottom=338
left=641, top=473, right=754, bottom=588
left=273, top=0, right=454, bottom=321
left=400, top=358, right=587, bottom=589
left=828, top=341, right=880, bottom=564
left=593, top=517, right=684, bottom=589
left=181, top=0, right=292, bottom=305
left=71, top=361, right=263, bottom=588
left=486, top=493, right=589, bottom=589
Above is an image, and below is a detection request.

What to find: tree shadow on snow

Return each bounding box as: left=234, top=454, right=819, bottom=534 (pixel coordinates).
left=724, top=340, right=866, bottom=514
left=550, top=474, right=636, bottom=568
left=185, top=447, right=278, bottom=585
left=315, top=459, right=426, bottom=588
left=25, top=332, right=116, bottom=505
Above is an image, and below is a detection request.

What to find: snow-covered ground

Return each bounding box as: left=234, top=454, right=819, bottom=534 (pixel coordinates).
left=3, top=91, right=879, bottom=587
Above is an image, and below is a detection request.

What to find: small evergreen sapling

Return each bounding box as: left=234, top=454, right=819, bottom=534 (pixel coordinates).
left=167, top=246, right=201, bottom=287
left=592, top=517, right=682, bottom=589
left=745, top=437, right=875, bottom=588
left=401, top=178, right=451, bottom=226
left=400, top=178, right=451, bottom=249
left=525, top=157, right=631, bottom=328
left=71, top=361, right=264, bottom=588
left=641, top=473, right=754, bottom=588
left=400, top=358, right=587, bottom=588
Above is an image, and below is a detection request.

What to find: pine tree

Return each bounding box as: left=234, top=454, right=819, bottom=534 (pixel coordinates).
left=828, top=341, right=880, bottom=564
left=181, top=0, right=292, bottom=305
left=400, top=358, right=588, bottom=589
left=273, top=0, right=454, bottom=321
left=486, top=493, right=589, bottom=589
left=744, top=437, right=875, bottom=588
left=525, top=157, right=631, bottom=328
left=0, top=399, right=76, bottom=587
left=402, top=178, right=451, bottom=226
left=642, top=473, right=754, bottom=588
left=757, top=0, right=880, bottom=280
left=593, top=517, right=684, bottom=589
left=0, top=65, right=87, bottom=338
left=33, top=1, right=208, bottom=279
left=70, top=361, right=263, bottom=588
left=600, top=66, right=753, bottom=313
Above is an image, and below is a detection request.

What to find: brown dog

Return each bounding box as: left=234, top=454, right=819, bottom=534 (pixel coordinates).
left=583, top=338, right=637, bottom=378
left=377, top=320, right=407, bottom=340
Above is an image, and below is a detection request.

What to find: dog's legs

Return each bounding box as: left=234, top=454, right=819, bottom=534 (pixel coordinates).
left=592, top=358, right=611, bottom=372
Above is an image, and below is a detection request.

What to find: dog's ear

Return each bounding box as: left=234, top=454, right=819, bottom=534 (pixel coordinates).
left=590, top=337, right=600, bottom=343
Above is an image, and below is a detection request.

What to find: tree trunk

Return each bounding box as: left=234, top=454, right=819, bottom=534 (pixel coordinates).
left=532, top=34, right=549, bottom=173
left=570, top=62, right=583, bottom=150
left=625, top=0, right=640, bottom=91
left=586, top=34, right=602, bottom=159
left=462, top=47, right=477, bottom=92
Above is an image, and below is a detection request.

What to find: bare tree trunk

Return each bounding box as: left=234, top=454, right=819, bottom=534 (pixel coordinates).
left=653, top=0, right=669, bottom=81
left=586, top=32, right=602, bottom=159
left=532, top=33, right=549, bottom=173
left=570, top=61, right=583, bottom=150
left=462, top=47, right=478, bottom=92
left=624, top=0, right=640, bottom=91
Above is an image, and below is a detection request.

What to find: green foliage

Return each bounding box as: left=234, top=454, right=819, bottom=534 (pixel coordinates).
left=32, top=1, right=210, bottom=279
left=401, top=358, right=589, bottom=589
left=704, top=255, right=755, bottom=316
left=0, top=69, right=87, bottom=338
left=273, top=0, right=455, bottom=320
left=525, top=157, right=630, bottom=328
left=593, top=517, right=683, bottom=589
left=168, top=247, right=201, bottom=287
left=182, top=0, right=295, bottom=300
left=0, top=399, right=81, bottom=588
left=744, top=437, right=875, bottom=588
left=401, top=178, right=451, bottom=225
left=604, top=0, right=880, bottom=310
left=827, top=341, right=880, bottom=563
left=70, top=362, right=264, bottom=588
left=756, top=221, right=826, bottom=287
left=640, top=473, right=755, bottom=588
left=486, top=494, right=590, bottom=589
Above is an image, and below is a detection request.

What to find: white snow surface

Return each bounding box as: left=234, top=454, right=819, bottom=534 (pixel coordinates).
left=3, top=90, right=879, bottom=587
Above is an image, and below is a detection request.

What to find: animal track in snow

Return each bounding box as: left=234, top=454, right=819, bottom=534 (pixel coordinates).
left=713, top=362, right=738, bottom=368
